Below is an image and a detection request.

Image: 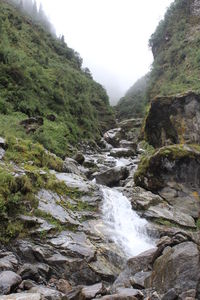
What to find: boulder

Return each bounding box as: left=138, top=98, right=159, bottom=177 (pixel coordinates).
left=73, top=152, right=85, bottom=165
left=114, top=248, right=157, bottom=288
left=134, top=144, right=200, bottom=220
left=81, top=282, right=105, bottom=299
left=145, top=242, right=200, bottom=294
left=0, top=271, right=22, bottom=295
left=144, top=92, right=200, bottom=148
left=28, top=286, right=64, bottom=300
left=0, top=252, right=18, bottom=272
left=56, top=279, right=72, bottom=294
left=98, top=288, right=143, bottom=300
left=95, top=166, right=129, bottom=187
left=0, top=293, right=42, bottom=300
left=103, top=128, right=122, bottom=147
left=63, top=157, right=81, bottom=175
left=18, top=263, right=50, bottom=282
left=110, top=148, right=136, bottom=158
left=20, top=117, right=43, bottom=134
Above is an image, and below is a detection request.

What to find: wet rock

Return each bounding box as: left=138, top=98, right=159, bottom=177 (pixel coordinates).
left=0, top=252, right=18, bottom=272
left=0, top=292, right=42, bottom=299
left=127, top=187, right=163, bottom=211
left=63, top=157, right=81, bottom=175
left=19, top=279, right=37, bottom=290
left=114, top=248, right=157, bottom=288
left=144, top=92, right=200, bottom=148
left=81, top=282, right=105, bottom=299
left=37, top=189, right=79, bottom=225
left=110, top=148, right=136, bottom=158
left=54, top=172, right=94, bottom=193
left=28, top=286, right=64, bottom=300
left=73, top=152, right=85, bottom=165
left=143, top=203, right=196, bottom=229
left=161, top=288, right=178, bottom=300
left=103, top=128, right=122, bottom=147
left=130, top=271, right=152, bottom=289
left=89, top=254, right=121, bottom=283
left=49, top=231, right=96, bottom=259
left=18, top=263, right=50, bottom=282
left=146, top=242, right=200, bottom=294
left=0, top=137, right=6, bottom=149
left=99, top=288, right=143, bottom=300
left=20, top=117, right=43, bottom=134
left=95, top=166, right=129, bottom=187
left=119, top=140, right=137, bottom=150
left=0, top=271, right=22, bottom=295
left=56, top=279, right=72, bottom=294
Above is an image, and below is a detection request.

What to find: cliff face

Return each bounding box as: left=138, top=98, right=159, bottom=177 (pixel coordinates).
left=0, top=0, right=115, bottom=157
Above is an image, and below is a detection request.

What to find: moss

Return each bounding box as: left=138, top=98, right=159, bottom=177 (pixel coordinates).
left=134, top=144, right=200, bottom=189
left=4, top=136, right=63, bottom=171
left=196, top=218, right=200, bottom=229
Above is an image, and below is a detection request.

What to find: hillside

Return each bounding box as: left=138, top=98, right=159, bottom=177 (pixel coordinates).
left=0, top=0, right=115, bottom=157
left=148, top=0, right=200, bottom=98
left=115, top=74, right=149, bottom=120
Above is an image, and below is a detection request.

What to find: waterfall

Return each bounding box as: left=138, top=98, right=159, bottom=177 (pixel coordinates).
left=102, top=186, right=154, bottom=258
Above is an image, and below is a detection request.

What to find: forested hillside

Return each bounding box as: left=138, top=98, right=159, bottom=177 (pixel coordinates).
left=115, top=74, right=149, bottom=120
left=0, top=0, right=115, bottom=157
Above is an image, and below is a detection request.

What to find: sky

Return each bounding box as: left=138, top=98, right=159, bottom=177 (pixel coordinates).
left=36, top=0, right=174, bottom=104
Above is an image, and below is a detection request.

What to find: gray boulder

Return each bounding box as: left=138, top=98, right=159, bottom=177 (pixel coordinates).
left=0, top=271, right=22, bottom=295
left=95, top=166, right=129, bottom=187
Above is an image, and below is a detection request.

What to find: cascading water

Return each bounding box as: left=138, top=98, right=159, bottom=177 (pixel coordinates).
left=102, top=186, right=154, bottom=258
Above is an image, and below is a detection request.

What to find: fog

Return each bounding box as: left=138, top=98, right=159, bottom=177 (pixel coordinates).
left=35, top=0, right=173, bottom=104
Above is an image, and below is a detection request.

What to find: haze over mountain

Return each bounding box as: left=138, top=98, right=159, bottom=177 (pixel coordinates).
left=35, top=0, right=174, bottom=105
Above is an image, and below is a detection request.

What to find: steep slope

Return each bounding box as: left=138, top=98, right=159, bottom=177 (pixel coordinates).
left=0, top=0, right=115, bottom=157
left=148, top=0, right=200, bottom=98
left=115, top=74, right=149, bottom=120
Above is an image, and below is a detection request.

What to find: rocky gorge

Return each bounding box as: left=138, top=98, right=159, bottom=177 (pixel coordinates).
left=0, top=117, right=199, bottom=300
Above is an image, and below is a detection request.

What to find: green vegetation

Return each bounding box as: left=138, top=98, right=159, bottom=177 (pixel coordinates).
left=0, top=0, right=115, bottom=158
left=116, top=75, right=149, bottom=120
left=148, top=0, right=200, bottom=98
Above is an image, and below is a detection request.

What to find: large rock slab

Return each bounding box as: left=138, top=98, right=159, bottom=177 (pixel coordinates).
left=145, top=91, right=200, bottom=148
left=110, top=148, right=136, bottom=158
left=95, top=166, right=129, bottom=187
left=37, top=189, right=79, bottom=225
left=0, top=271, right=22, bottom=295
left=0, top=293, right=42, bottom=300
left=143, top=203, right=196, bottom=229
left=146, top=242, right=200, bottom=294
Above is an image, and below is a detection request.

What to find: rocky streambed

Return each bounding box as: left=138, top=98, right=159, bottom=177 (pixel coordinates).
left=0, top=120, right=200, bottom=300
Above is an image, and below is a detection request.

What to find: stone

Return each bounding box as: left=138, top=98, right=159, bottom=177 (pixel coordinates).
left=95, top=166, right=129, bottom=187
left=46, top=114, right=56, bottom=122
left=18, top=263, right=49, bottom=282
left=114, top=248, right=157, bottom=288
left=179, top=289, right=196, bottom=300
left=28, top=286, right=64, bottom=300
left=49, top=231, right=95, bottom=259
left=161, top=288, right=178, bottom=300
left=103, top=128, right=122, bottom=147
left=62, top=157, right=81, bottom=175
left=130, top=271, right=152, bottom=289
left=144, top=92, right=200, bottom=148
left=56, top=279, right=72, bottom=294
left=110, top=148, right=136, bottom=158
left=81, top=282, right=105, bottom=299
left=128, top=187, right=163, bottom=211
left=0, top=252, right=18, bottom=272
left=146, top=242, right=200, bottom=294
left=20, top=117, right=43, bottom=134
left=54, top=172, right=94, bottom=193
left=0, top=293, right=42, bottom=300
left=0, top=271, right=22, bottom=295
left=37, top=189, right=79, bottom=225
left=0, top=137, right=6, bottom=149
left=98, top=288, right=143, bottom=300
left=119, top=140, right=137, bottom=150
left=73, top=152, right=85, bottom=165
left=143, top=203, right=196, bottom=229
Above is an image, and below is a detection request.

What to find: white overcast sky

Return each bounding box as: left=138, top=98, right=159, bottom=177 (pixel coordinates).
left=36, top=0, right=173, bottom=104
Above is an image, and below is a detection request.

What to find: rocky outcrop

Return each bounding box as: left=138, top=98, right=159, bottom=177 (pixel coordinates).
left=95, top=166, right=129, bottom=187
left=145, top=92, right=200, bottom=148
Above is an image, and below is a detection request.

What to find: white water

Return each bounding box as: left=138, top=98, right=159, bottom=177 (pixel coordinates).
left=102, top=186, right=154, bottom=258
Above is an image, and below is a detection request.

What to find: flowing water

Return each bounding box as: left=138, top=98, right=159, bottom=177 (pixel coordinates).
left=102, top=186, right=154, bottom=257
